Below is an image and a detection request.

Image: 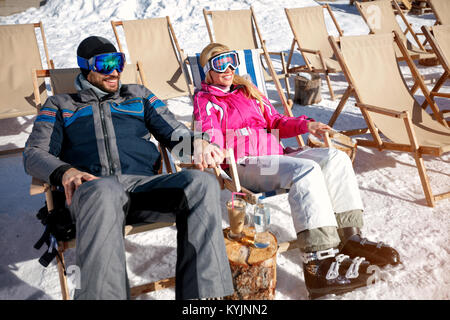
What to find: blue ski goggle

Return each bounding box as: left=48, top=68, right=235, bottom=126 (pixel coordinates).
left=203, top=51, right=240, bottom=74
left=77, top=52, right=126, bottom=75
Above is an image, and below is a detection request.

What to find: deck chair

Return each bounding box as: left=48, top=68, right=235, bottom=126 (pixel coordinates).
left=186, top=48, right=305, bottom=148
left=420, top=25, right=450, bottom=121
left=351, top=0, right=413, bottom=9
left=202, top=7, right=292, bottom=102
left=184, top=47, right=354, bottom=256
left=0, top=22, right=53, bottom=155
left=355, top=0, right=435, bottom=62
left=328, top=31, right=450, bottom=207
left=29, top=64, right=179, bottom=299
left=284, top=4, right=345, bottom=102
left=428, top=0, right=450, bottom=25
left=111, top=17, right=191, bottom=102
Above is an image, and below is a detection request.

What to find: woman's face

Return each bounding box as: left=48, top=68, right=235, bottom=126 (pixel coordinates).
left=209, top=67, right=235, bottom=87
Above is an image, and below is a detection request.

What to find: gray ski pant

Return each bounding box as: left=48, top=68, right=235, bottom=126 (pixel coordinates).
left=69, top=170, right=234, bottom=300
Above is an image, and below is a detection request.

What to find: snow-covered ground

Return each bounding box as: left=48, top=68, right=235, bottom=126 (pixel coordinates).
left=0, top=0, right=448, bottom=300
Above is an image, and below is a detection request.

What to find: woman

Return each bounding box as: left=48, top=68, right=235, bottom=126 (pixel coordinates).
left=193, top=43, right=400, bottom=299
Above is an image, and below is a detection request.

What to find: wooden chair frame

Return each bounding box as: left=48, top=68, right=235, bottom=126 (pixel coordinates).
left=203, top=6, right=292, bottom=103
left=420, top=25, right=450, bottom=123
left=285, top=4, right=344, bottom=101
left=355, top=0, right=432, bottom=61
left=0, top=22, right=53, bottom=156
left=111, top=17, right=193, bottom=103
left=328, top=31, right=449, bottom=207
left=329, top=0, right=439, bottom=130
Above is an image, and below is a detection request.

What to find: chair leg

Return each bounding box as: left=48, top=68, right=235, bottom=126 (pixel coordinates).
left=280, top=52, right=292, bottom=99
left=284, top=76, right=292, bottom=100
left=420, top=72, right=448, bottom=110
left=57, top=247, right=70, bottom=300
left=328, top=86, right=353, bottom=127
left=325, top=73, right=335, bottom=101
left=414, top=153, right=435, bottom=207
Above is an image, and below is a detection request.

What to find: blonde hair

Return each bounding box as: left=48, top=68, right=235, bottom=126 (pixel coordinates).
left=199, top=43, right=265, bottom=113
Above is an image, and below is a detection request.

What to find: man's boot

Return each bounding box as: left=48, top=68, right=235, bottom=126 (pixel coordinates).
left=302, top=247, right=373, bottom=299
left=338, top=227, right=401, bottom=267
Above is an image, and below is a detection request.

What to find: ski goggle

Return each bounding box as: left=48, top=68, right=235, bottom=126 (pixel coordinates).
left=203, top=51, right=240, bottom=74
left=77, top=52, right=126, bottom=75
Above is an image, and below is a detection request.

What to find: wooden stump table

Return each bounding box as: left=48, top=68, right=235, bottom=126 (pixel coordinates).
left=223, top=226, right=278, bottom=300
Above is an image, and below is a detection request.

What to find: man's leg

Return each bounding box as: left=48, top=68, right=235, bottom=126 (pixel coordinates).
left=69, top=176, right=129, bottom=300
left=123, top=170, right=234, bottom=300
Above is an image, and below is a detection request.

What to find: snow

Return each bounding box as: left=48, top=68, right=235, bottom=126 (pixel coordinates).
left=0, top=0, right=448, bottom=300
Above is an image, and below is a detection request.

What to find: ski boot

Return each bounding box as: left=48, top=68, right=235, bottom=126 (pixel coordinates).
left=339, top=227, right=401, bottom=267
left=302, top=247, right=373, bottom=299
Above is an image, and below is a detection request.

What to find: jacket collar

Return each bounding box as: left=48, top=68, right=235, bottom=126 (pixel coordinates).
left=200, top=81, right=242, bottom=97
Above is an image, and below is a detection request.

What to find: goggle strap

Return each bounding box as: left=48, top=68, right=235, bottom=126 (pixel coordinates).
left=203, top=64, right=212, bottom=74
left=77, top=56, right=91, bottom=70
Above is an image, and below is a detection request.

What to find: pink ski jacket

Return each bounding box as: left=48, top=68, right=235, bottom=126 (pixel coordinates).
left=193, top=82, right=312, bottom=162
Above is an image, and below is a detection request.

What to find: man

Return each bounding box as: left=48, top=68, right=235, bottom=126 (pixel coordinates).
left=24, top=36, right=234, bottom=300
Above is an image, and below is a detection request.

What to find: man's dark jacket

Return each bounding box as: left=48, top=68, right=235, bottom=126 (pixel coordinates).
left=24, top=82, right=198, bottom=183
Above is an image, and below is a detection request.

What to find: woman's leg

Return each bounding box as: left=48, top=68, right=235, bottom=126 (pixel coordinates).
left=237, top=155, right=340, bottom=251
left=237, top=155, right=373, bottom=299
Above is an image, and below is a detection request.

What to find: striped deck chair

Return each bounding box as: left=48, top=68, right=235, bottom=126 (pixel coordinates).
left=29, top=64, right=178, bottom=299
left=420, top=25, right=450, bottom=123
left=186, top=48, right=304, bottom=148
left=185, top=48, right=348, bottom=255
left=202, top=7, right=292, bottom=104
left=0, top=22, right=53, bottom=155
left=428, top=0, right=450, bottom=25
left=356, top=0, right=435, bottom=62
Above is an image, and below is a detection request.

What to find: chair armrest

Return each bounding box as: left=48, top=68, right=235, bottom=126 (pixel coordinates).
left=297, top=47, right=320, bottom=55
left=356, top=103, right=408, bottom=119
left=30, top=177, right=50, bottom=196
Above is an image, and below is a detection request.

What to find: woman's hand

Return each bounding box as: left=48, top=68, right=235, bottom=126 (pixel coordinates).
left=62, top=168, right=99, bottom=206
left=193, top=139, right=224, bottom=170
left=307, top=121, right=332, bottom=139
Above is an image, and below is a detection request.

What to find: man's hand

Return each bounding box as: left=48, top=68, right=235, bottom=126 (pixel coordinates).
left=307, top=121, right=332, bottom=139
left=193, top=139, right=224, bottom=171
left=62, top=168, right=99, bottom=206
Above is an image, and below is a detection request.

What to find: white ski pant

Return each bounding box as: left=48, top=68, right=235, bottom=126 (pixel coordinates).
left=236, top=147, right=364, bottom=234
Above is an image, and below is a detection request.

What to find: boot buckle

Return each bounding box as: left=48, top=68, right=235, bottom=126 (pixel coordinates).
left=345, top=256, right=365, bottom=279
left=326, top=254, right=348, bottom=280
left=302, top=248, right=339, bottom=264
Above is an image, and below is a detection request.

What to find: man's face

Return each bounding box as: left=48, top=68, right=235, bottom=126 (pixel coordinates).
left=87, top=69, right=121, bottom=93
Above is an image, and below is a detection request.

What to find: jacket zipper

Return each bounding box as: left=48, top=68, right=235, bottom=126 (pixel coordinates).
left=98, top=100, right=114, bottom=175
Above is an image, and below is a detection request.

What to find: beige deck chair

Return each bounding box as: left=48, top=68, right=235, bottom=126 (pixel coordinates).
left=328, top=31, right=450, bottom=207
left=356, top=0, right=435, bottom=62
left=285, top=4, right=345, bottom=102
left=420, top=25, right=450, bottom=123
left=29, top=64, right=178, bottom=300
left=428, top=0, right=450, bottom=25
left=111, top=17, right=191, bottom=101
left=203, top=7, right=292, bottom=102
left=0, top=22, right=52, bottom=155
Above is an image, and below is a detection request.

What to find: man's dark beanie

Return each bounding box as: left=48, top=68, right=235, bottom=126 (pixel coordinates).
left=77, top=36, right=117, bottom=78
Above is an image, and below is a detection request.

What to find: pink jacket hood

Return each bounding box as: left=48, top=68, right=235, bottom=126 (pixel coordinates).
left=193, top=82, right=311, bottom=162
